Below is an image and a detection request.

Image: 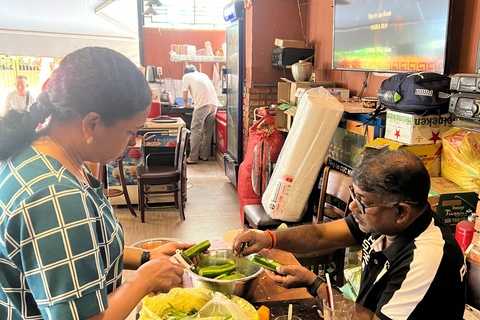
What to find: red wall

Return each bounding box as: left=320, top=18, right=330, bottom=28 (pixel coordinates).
left=143, top=28, right=226, bottom=79
left=246, top=0, right=309, bottom=87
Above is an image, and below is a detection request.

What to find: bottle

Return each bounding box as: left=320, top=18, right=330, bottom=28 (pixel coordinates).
left=376, top=90, right=401, bottom=104
left=455, top=211, right=476, bottom=252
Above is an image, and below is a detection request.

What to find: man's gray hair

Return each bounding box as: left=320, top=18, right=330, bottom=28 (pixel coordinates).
left=184, top=65, right=197, bottom=74
left=16, top=75, right=28, bottom=81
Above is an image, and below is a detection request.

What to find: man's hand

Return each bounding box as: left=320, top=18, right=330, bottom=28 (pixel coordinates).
left=232, top=229, right=271, bottom=257
left=265, top=265, right=317, bottom=289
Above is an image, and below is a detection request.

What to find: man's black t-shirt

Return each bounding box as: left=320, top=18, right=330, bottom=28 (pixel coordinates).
left=345, top=207, right=466, bottom=319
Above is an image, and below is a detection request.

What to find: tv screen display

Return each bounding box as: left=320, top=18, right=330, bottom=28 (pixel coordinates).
left=333, top=0, right=452, bottom=74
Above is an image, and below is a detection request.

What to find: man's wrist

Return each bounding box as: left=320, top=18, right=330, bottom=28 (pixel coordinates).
left=307, top=276, right=325, bottom=297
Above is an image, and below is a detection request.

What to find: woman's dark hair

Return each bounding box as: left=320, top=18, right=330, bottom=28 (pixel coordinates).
left=351, top=148, right=431, bottom=208
left=0, top=47, right=151, bottom=161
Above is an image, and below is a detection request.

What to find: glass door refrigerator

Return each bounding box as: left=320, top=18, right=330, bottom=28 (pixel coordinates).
left=222, top=1, right=245, bottom=187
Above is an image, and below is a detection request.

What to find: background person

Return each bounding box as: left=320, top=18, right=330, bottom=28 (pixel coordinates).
left=0, top=47, right=193, bottom=320
left=182, top=65, right=219, bottom=164
left=4, top=75, right=35, bottom=115
left=233, top=148, right=466, bottom=320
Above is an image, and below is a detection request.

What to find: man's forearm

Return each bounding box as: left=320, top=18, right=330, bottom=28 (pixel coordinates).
left=273, top=220, right=356, bottom=255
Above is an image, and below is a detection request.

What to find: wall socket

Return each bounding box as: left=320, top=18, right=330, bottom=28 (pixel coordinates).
left=156, top=67, right=163, bottom=76
left=311, top=72, right=316, bottom=81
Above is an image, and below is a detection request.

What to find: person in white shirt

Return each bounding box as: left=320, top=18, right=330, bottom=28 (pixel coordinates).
left=4, top=75, right=35, bottom=116
left=182, top=65, right=219, bottom=164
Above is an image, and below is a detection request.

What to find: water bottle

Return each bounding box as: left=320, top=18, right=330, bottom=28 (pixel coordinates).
left=455, top=211, right=476, bottom=252
left=377, top=90, right=401, bottom=104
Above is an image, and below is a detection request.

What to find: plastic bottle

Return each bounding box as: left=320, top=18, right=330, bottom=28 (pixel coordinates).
left=376, top=90, right=401, bottom=104
left=205, top=41, right=214, bottom=56
left=455, top=211, right=476, bottom=252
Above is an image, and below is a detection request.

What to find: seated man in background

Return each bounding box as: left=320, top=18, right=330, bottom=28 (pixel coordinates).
left=182, top=65, right=219, bottom=164
left=4, top=75, right=35, bottom=115
left=233, top=148, right=466, bottom=320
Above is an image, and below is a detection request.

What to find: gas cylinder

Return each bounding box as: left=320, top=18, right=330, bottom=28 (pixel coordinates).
left=455, top=211, right=476, bottom=252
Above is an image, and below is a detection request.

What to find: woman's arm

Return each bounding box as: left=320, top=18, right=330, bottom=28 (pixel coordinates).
left=87, top=257, right=184, bottom=320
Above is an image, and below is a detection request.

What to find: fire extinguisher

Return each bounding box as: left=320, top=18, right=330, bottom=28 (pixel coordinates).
left=455, top=210, right=476, bottom=252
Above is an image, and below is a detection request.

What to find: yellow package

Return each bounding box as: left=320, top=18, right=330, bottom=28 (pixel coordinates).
left=441, top=128, right=480, bottom=193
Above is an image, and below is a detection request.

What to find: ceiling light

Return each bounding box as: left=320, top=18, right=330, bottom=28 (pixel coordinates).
left=143, top=6, right=159, bottom=15
left=145, top=0, right=163, bottom=6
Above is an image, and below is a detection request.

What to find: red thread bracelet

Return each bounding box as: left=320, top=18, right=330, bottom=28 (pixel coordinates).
left=265, top=230, right=277, bottom=250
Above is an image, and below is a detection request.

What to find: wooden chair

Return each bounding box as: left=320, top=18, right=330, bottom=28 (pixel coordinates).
left=294, top=166, right=353, bottom=287
left=89, top=161, right=137, bottom=217
left=136, top=127, right=190, bottom=223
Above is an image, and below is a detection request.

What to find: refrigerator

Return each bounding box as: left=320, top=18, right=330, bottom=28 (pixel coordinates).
left=222, top=1, right=245, bottom=187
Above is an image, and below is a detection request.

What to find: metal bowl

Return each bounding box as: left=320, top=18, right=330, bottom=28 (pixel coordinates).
left=130, top=237, right=186, bottom=250
left=186, top=249, right=264, bottom=299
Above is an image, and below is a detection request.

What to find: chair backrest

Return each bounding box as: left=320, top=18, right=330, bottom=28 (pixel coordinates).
left=145, top=127, right=183, bottom=167
left=314, top=166, right=353, bottom=224
left=176, top=128, right=190, bottom=172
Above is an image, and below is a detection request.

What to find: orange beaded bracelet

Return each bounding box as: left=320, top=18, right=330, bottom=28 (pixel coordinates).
left=264, top=229, right=277, bottom=250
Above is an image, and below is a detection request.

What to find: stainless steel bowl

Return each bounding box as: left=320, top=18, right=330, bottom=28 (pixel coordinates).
left=130, top=237, right=186, bottom=250
left=186, top=249, right=264, bottom=299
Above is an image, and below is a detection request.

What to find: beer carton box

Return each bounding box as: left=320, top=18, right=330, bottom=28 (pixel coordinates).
left=365, top=138, right=441, bottom=177
left=385, top=110, right=453, bottom=145
left=428, top=177, right=479, bottom=233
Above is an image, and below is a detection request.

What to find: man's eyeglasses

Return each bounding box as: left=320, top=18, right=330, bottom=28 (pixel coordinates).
left=348, top=186, right=418, bottom=215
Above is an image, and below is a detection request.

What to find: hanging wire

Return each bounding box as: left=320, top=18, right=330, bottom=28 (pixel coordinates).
left=297, top=0, right=308, bottom=44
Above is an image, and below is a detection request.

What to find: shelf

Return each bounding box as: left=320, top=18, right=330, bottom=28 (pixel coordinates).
left=170, top=54, right=226, bottom=63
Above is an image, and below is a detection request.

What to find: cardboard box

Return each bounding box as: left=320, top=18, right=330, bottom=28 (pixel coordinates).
left=345, top=120, right=385, bottom=144
left=365, top=138, right=442, bottom=177
left=428, top=177, right=478, bottom=232
left=385, top=110, right=454, bottom=145
left=326, top=87, right=350, bottom=102
left=275, top=38, right=307, bottom=48
left=277, top=78, right=334, bottom=105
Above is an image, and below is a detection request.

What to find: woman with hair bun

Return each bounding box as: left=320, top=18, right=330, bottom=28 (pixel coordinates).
left=0, top=47, right=192, bottom=320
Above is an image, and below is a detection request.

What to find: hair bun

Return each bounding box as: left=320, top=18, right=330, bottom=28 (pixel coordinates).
left=27, top=102, right=52, bottom=125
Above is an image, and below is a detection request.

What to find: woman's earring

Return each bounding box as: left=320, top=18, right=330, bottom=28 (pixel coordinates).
left=87, top=137, right=93, bottom=144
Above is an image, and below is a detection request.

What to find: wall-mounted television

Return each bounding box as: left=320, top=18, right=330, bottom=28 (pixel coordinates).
left=333, top=0, right=453, bottom=74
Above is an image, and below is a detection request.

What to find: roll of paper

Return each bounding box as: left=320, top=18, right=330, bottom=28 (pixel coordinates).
left=262, top=87, right=344, bottom=222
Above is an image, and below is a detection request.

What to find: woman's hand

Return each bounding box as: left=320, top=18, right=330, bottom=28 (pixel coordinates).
left=135, top=257, right=184, bottom=294
left=151, top=243, right=204, bottom=266
left=232, top=229, right=271, bottom=257
left=265, top=265, right=317, bottom=289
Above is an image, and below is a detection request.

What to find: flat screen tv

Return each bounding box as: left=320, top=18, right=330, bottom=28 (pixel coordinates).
left=333, top=0, right=453, bottom=74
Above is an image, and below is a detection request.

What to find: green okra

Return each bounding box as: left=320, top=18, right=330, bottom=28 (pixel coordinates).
left=198, top=263, right=236, bottom=278
left=251, top=254, right=283, bottom=272
left=182, top=240, right=211, bottom=259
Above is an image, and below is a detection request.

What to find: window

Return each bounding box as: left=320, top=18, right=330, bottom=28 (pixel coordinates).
left=144, top=0, right=230, bottom=30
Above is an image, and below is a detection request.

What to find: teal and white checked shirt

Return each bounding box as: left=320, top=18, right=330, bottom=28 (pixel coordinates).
left=0, top=145, right=125, bottom=319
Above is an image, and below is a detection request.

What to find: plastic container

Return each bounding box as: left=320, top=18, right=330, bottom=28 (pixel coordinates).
left=187, top=45, right=196, bottom=56
left=455, top=212, right=476, bottom=252
left=376, top=90, right=401, bottom=104
left=205, top=41, right=214, bottom=56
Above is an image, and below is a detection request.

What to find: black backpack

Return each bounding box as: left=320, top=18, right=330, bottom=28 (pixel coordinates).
left=376, top=72, right=452, bottom=115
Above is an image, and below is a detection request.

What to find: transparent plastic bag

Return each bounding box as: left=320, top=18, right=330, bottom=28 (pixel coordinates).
left=441, top=128, right=480, bottom=193
left=182, top=292, right=250, bottom=320
left=139, top=287, right=215, bottom=320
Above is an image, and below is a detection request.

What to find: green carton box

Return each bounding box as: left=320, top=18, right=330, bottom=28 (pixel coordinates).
left=428, top=177, right=479, bottom=233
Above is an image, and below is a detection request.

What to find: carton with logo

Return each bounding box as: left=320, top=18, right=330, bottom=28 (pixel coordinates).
left=428, top=177, right=479, bottom=233
left=384, top=110, right=453, bottom=145
left=365, top=138, right=441, bottom=177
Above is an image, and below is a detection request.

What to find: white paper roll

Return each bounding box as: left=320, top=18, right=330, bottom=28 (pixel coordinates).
left=262, top=87, right=344, bottom=222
